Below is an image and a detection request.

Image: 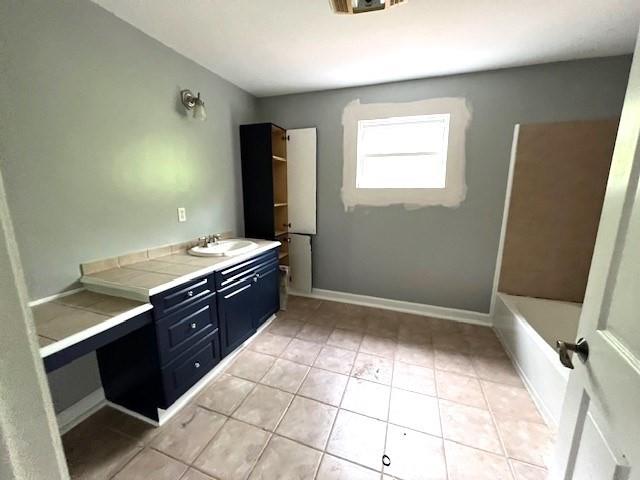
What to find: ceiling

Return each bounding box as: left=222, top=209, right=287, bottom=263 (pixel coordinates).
left=93, top=0, right=640, bottom=97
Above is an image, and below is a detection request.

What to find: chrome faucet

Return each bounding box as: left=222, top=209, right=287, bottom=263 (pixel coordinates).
left=208, top=234, right=222, bottom=244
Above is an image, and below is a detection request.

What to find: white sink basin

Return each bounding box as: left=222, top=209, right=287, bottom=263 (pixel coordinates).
left=188, top=239, right=259, bottom=257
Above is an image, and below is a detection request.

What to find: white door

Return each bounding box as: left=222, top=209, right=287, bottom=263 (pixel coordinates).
left=549, top=33, right=640, bottom=480
left=287, top=128, right=317, bottom=234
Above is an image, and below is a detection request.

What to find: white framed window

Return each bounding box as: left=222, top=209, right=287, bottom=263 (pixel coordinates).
left=356, top=114, right=450, bottom=189
left=341, top=98, right=470, bottom=210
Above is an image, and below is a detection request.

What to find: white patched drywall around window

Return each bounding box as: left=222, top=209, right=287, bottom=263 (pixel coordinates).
left=341, top=98, right=471, bottom=210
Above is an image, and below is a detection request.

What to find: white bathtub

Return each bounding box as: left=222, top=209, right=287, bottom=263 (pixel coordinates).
left=493, top=293, right=581, bottom=427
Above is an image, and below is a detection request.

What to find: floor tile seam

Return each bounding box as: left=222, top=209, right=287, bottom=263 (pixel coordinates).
left=105, top=444, right=145, bottom=480
left=318, top=338, right=363, bottom=479
left=148, top=444, right=200, bottom=471
left=432, top=357, right=449, bottom=480
left=476, top=379, right=509, bottom=459
left=381, top=350, right=396, bottom=478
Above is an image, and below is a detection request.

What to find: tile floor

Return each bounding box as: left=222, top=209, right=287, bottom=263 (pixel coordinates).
left=62, top=296, right=554, bottom=480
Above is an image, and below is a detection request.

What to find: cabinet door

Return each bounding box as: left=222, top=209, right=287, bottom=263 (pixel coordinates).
left=217, top=276, right=256, bottom=356
left=287, top=128, right=317, bottom=234
left=252, top=263, right=280, bottom=328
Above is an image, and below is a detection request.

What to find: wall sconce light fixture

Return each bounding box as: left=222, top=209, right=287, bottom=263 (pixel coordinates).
left=181, top=89, right=207, bottom=121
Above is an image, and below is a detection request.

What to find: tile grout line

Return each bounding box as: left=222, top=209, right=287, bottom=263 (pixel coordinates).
left=314, top=325, right=366, bottom=479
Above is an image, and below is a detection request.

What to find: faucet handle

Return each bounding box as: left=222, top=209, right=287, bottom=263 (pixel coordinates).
left=198, top=236, right=208, bottom=247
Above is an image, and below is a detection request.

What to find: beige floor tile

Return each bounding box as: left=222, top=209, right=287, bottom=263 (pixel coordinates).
left=392, top=361, right=436, bottom=396
left=467, top=332, right=506, bottom=357
left=316, top=454, right=380, bottom=480
left=510, top=459, right=548, bottom=480
left=389, top=388, right=441, bottom=436
left=281, top=338, right=323, bottom=365
left=314, top=346, right=357, bottom=375
left=93, top=407, right=160, bottom=446
left=305, top=310, right=339, bottom=328
left=193, top=418, right=270, bottom=480
left=352, top=352, right=393, bottom=384
left=298, top=368, right=349, bottom=406
left=444, top=441, right=512, bottom=480
left=430, top=318, right=464, bottom=334
left=327, top=328, right=364, bottom=351
left=482, top=381, right=544, bottom=423
left=63, top=422, right=142, bottom=480
left=112, top=449, right=187, bottom=480
left=434, top=349, right=476, bottom=376
left=432, top=332, right=471, bottom=351
left=497, top=419, right=554, bottom=467
left=276, top=396, right=337, bottom=449
left=360, top=334, right=397, bottom=359
left=435, top=370, right=487, bottom=409
left=226, top=350, right=276, bottom=382
left=196, top=374, right=255, bottom=415
left=365, top=316, right=399, bottom=338
left=326, top=410, right=386, bottom=471
left=276, top=309, right=309, bottom=323
left=288, top=295, right=322, bottom=311
left=334, top=315, right=368, bottom=332
left=439, top=399, right=503, bottom=455
left=249, top=435, right=322, bottom=480
left=249, top=332, right=292, bottom=356
left=268, top=317, right=304, bottom=337
left=260, top=358, right=310, bottom=393
left=472, top=354, right=523, bottom=386
left=341, top=378, right=390, bottom=420
left=232, top=384, right=293, bottom=431
left=297, top=323, right=333, bottom=343
left=179, top=468, right=216, bottom=480
left=384, top=424, right=446, bottom=480
left=151, top=406, right=226, bottom=463
left=395, top=343, right=434, bottom=367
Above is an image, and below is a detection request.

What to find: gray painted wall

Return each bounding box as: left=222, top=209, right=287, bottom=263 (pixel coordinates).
left=257, top=57, right=631, bottom=313
left=1, top=1, right=256, bottom=411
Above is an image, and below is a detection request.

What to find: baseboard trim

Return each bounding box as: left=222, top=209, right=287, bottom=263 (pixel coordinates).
left=291, top=288, right=491, bottom=326
left=56, top=388, right=106, bottom=434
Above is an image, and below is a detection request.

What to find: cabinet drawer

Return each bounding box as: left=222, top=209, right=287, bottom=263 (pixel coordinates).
left=152, top=275, right=213, bottom=318
left=161, top=331, right=220, bottom=408
left=215, top=248, right=278, bottom=290
left=156, top=293, right=217, bottom=365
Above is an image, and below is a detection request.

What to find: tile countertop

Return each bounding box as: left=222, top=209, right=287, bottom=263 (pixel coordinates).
left=33, top=290, right=153, bottom=358
left=80, top=239, right=281, bottom=301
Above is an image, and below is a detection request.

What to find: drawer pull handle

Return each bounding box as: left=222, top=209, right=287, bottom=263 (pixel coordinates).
left=187, top=290, right=194, bottom=297
left=253, top=273, right=260, bottom=283
left=224, top=283, right=252, bottom=299
left=190, top=322, right=197, bottom=330
left=194, top=362, right=201, bottom=369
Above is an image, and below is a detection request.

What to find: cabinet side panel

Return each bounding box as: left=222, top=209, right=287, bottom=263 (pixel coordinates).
left=240, top=124, right=275, bottom=239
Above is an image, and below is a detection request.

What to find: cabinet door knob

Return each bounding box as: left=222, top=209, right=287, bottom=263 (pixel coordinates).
left=187, top=290, right=194, bottom=297
left=194, top=362, right=201, bottom=369
left=253, top=273, right=259, bottom=283
left=190, top=322, right=197, bottom=330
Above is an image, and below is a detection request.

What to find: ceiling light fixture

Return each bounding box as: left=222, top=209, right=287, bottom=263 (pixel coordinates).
left=330, top=0, right=407, bottom=15
left=180, top=89, right=207, bottom=121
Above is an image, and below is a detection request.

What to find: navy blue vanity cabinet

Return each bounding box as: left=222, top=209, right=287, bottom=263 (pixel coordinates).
left=217, top=276, right=256, bottom=356
left=252, top=256, right=280, bottom=328
left=216, top=247, right=280, bottom=355
left=151, top=274, right=222, bottom=408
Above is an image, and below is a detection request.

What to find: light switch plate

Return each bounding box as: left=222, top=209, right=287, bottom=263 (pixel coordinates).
left=177, top=207, right=187, bottom=222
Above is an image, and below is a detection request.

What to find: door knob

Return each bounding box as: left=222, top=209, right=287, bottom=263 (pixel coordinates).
left=556, top=338, right=589, bottom=369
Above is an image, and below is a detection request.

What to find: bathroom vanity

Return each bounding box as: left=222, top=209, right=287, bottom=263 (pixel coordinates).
left=34, top=239, right=280, bottom=423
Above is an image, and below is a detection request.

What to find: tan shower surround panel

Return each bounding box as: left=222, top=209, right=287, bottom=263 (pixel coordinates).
left=499, top=119, right=618, bottom=303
